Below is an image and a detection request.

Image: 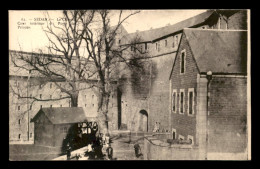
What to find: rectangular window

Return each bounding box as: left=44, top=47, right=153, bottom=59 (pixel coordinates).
left=172, top=89, right=177, bottom=113
left=158, top=42, right=160, bottom=52
left=145, top=43, right=147, bottom=50
left=156, top=43, right=157, bottom=50
left=18, top=134, right=21, bottom=139
left=180, top=50, right=186, bottom=74
left=40, top=94, right=42, bottom=99
left=165, top=40, right=167, bottom=47
left=118, top=40, right=121, bottom=44
left=179, top=89, right=185, bottom=114
left=30, top=105, right=32, bottom=110
left=18, top=119, right=21, bottom=125
left=30, top=133, right=32, bottom=138
left=50, top=83, right=52, bottom=89
left=188, top=88, right=195, bottom=115
left=18, top=106, right=20, bottom=110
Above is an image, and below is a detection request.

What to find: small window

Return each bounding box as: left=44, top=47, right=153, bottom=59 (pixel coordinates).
left=30, top=105, right=32, bottom=110
left=18, top=106, right=20, bottom=110
left=92, top=104, right=94, bottom=107
left=18, top=134, right=21, bottom=140
left=18, top=119, right=21, bottom=125
left=180, top=50, right=186, bottom=74
left=145, top=43, right=147, bottom=50
left=85, top=104, right=87, bottom=107
left=179, top=89, right=185, bottom=114
left=172, top=90, right=177, bottom=113
left=188, top=88, right=195, bottom=115
left=29, top=70, right=32, bottom=74
left=40, top=105, right=42, bottom=109
left=50, top=95, right=52, bottom=99
left=30, top=133, right=32, bottom=138
left=50, top=83, right=52, bottom=89
left=50, top=105, right=52, bottom=108
left=155, top=43, right=157, bottom=50
left=118, top=40, right=121, bottom=44
left=40, top=94, right=42, bottom=99
left=165, top=40, right=167, bottom=47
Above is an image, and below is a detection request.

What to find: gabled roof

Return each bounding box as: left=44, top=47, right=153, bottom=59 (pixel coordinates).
left=170, top=29, right=247, bottom=78
left=186, top=28, right=247, bottom=74
left=31, top=107, right=96, bottom=124
left=122, top=10, right=214, bottom=44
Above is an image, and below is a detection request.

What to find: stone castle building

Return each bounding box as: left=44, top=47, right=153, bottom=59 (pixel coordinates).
left=9, top=10, right=248, bottom=147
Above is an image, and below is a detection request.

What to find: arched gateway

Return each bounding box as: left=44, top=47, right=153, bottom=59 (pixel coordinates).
left=138, top=110, right=148, bottom=132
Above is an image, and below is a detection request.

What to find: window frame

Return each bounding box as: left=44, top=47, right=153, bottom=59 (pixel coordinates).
left=172, top=89, right=177, bottom=113
left=180, top=49, right=186, bottom=74
left=179, top=89, right=185, bottom=114
left=188, top=88, right=195, bottom=116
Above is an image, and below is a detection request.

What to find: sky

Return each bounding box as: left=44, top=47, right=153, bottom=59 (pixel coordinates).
left=9, top=10, right=207, bottom=52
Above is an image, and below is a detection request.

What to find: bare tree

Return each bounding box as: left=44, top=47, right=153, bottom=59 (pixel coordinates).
left=10, top=10, right=146, bottom=135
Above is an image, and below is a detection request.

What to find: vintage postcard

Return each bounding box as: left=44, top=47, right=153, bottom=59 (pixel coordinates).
left=9, top=9, right=251, bottom=161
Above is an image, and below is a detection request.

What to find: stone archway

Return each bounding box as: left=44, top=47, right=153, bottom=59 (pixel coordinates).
left=138, top=110, right=148, bottom=132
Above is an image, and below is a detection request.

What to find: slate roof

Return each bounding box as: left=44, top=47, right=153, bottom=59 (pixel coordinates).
left=122, top=10, right=214, bottom=44
left=170, top=28, right=247, bottom=78
left=32, top=107, right=96, bottom=124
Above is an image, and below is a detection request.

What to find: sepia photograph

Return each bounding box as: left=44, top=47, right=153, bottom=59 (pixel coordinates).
left=8, top=9, right=250, bottom=161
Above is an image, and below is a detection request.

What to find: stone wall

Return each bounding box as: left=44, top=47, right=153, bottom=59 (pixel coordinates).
left=143, top=135, right=200, bottom=160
